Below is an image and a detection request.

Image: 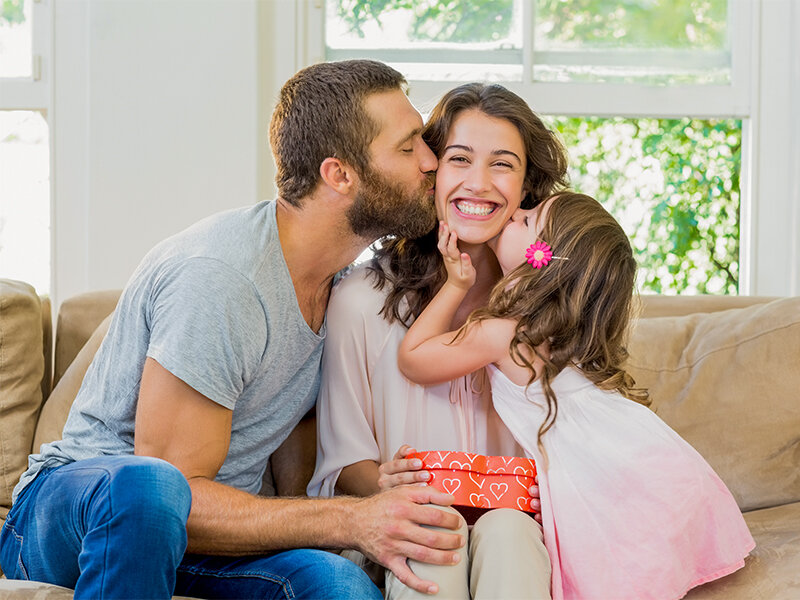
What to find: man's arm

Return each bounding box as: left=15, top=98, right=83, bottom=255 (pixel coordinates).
left=134, top=357, right=463, bottom=594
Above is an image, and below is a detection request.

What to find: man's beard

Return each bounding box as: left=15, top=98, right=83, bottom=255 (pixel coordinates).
left=346, top=166, right=437, bottom=240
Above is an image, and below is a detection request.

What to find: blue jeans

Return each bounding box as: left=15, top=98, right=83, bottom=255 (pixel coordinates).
left=0, top=456, right=382, bottom=599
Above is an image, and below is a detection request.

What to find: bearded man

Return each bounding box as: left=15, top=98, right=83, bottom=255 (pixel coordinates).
left=0, top=60, right=463, bottom=599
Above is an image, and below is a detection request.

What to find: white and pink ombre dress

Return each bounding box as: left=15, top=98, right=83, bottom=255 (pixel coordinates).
left=487, top=364, right=755, bottom=600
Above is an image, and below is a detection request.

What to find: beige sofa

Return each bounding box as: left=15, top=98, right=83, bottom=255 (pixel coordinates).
left=1, top=278, right=798, bottom=598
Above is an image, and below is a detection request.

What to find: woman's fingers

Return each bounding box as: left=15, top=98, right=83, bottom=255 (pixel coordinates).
left=392, top=444, right=416, bottom=461
left=378, top=450, right=430, bottom=490
left=378, top=470, right=430, bottom=490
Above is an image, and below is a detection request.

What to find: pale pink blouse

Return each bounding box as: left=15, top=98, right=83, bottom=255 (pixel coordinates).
left=307, top=262, right=523, bottom=497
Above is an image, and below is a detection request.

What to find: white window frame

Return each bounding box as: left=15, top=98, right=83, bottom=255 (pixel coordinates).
left=288, top=0, right=799, bottom=296
left=0, top=0, right=53, bottom=293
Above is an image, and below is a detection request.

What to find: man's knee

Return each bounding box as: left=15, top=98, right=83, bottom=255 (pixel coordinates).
left=103, top=456, right=191, bottom=528
left=294, top=550, right=383, bottom=600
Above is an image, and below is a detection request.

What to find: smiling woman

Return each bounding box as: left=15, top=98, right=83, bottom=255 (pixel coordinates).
left=308, top=82, right=569, bottom=600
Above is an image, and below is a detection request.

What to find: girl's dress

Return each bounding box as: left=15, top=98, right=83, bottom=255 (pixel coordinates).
left=487, top=364, right=755, bottom=600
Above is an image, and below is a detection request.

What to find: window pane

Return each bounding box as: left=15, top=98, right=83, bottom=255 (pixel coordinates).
left=0, top=110, right=50, bottom=294
left=547, top=116, right=741, bottom=294
left=0, top=0, right=33, bottom=78
left=534, top=0, right=730, bottom=84
left=325, top=0, right=524, bottom=82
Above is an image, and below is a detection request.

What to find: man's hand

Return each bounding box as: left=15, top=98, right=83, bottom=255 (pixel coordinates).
left=529, top=475, right=542, bottom=524
left=377, top=444, right=430, bottom=491
left=438, top=221, right=476, bottom=291
left=354, top=485, right=464, bottom=595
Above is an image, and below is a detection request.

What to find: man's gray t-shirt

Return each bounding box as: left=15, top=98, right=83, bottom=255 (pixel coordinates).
left=14, top=200, right=324, bottom=502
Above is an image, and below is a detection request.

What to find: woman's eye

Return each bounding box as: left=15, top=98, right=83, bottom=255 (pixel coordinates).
left=401, top=148, right=413, bottom=154
left=494, top=162, right=513, bottom=169
left=450, top=156, right=468, bottom=163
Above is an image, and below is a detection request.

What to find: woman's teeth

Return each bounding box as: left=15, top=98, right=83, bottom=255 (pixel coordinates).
left=455, top=201, right=495, bottom=216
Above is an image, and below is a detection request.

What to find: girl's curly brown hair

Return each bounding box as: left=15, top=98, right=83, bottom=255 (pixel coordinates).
left=462, top=192, right=649, bottom=454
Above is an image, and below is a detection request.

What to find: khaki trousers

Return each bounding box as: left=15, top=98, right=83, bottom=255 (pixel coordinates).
left=385, top=506, right=552, bottom=600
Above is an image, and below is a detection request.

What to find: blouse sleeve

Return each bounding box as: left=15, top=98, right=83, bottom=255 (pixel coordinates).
left=307, top=265, right=391, bottom=497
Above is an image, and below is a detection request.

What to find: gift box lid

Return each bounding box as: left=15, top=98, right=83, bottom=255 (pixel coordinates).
left=408, top=450, right=536, bottom=478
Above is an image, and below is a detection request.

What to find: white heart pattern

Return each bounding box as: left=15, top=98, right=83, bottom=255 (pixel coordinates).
left=517, top=496, right=531, bottom=511
left=442, top=478, right=462, bottom=495
left=449, top=461, right=471, bottom=471
left=468, top=471, right=485, bottom=489
left=469, top=493, right=489, bottom=508
left=489, top=482, right=509, bottom=500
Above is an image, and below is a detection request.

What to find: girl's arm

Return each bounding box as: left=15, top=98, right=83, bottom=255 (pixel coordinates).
left=398, top=223, right=511, bottom=385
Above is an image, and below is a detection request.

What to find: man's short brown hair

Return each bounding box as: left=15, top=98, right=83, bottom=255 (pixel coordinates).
left=269, top=60, right=407, bottom=207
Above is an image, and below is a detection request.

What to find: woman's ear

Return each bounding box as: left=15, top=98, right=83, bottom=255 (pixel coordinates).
left=319, top=157, right=356, bottom=196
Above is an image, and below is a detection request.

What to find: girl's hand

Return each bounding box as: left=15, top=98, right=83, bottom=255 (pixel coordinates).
left=528, top=475, right=542, bottom=523
left=438, top=221, right=476, bottom=291
left=377, top=444, right=431, bottom=491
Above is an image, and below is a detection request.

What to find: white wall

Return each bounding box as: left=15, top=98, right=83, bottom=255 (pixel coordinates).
left=52, top=0, right=262, bottom=308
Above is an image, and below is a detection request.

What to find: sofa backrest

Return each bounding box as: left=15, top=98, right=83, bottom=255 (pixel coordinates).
left=627, top=296, right=800, bottom=512
left=2, top=281, right=797, bottom=520
left=52, top=290, right=120, bottom=390
left=0, top=280, right=46, bottom=519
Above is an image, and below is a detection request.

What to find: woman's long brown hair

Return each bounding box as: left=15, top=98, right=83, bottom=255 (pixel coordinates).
left=462, top=192, right=650, bottom=455
left=370, top=83, right=569, bottom=325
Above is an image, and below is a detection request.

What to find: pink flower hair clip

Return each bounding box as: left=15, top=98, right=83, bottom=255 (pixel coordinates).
left=525, top=241, right=569, bottom=269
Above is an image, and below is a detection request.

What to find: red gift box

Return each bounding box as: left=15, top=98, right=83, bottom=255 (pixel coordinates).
left=407, top=451, right=537, bottom=522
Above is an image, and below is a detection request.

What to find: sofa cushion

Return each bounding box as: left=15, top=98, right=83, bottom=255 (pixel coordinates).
left=33, top=315, right=112, bottom=452
left=0, top=280, right=45, bottom=519
left=684, top=502, right=800, bottom=599
left=627, top=297, right=800, bottom=512
left=52, top=290, right=119, bottom=390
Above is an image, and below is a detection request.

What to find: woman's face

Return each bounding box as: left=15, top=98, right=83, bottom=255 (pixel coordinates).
left=434, top=109, right=527, bottom=246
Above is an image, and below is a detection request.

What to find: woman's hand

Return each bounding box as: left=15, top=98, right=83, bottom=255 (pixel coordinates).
left=377, top=444, right=431, bottom=491
left=438, top=221, right=476, bottom=291
left=528, top=475, right=542, bottom=524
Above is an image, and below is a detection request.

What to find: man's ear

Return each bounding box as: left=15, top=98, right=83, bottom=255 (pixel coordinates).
left=319, top=157, right=357, bottom=195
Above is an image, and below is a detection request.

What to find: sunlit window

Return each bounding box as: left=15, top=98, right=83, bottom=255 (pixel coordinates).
left=550, top=117, right=740, bottom=294
left=0, top=0, right=33, bottom=78
left=0, top=0, right=50, bottom=294
left=0, top=111, right=50, bottom=294
left=323, top=0, right=742, bottom=295
left=534, top=0, right=729, bottom=84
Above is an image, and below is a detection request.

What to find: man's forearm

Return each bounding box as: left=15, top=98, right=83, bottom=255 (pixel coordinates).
left=186, top=477, right=360, bottom=555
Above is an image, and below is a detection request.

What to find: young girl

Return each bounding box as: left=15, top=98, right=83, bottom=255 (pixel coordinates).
left=398, top=192, right=755, bottom=600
